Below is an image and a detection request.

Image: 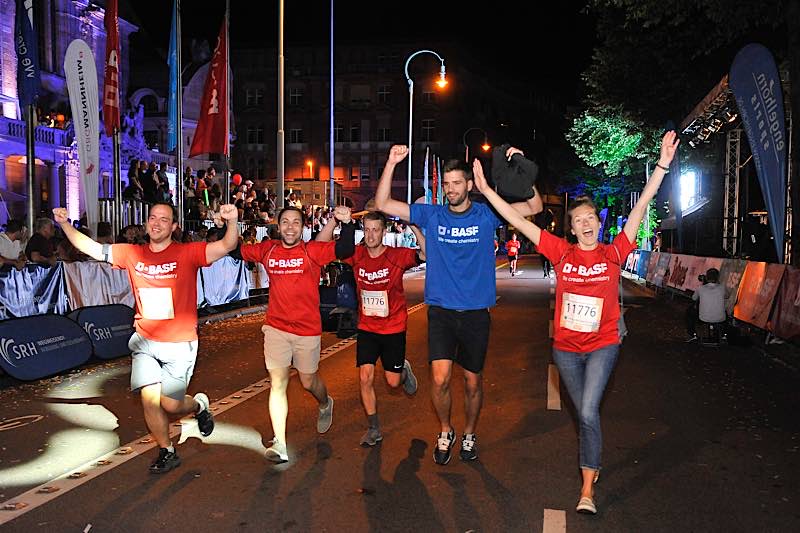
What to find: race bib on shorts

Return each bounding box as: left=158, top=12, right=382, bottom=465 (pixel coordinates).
left=138, top=287, right=175, bottom=320
left=561, top=292, right=603, bottom=333
left=361, top=290, right=389, bottom=317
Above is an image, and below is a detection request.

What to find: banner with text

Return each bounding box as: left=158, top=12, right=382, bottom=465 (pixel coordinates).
left=71, top=304, right=134, bottom=360
left=0, top=264, right=67, bottom=320
left=734, top=262, right=786, bottom=330
left=770, top=266, right=800, bottom=340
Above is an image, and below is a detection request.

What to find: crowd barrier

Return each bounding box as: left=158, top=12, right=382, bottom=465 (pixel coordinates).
left=623, top=250, right=800, bottom=342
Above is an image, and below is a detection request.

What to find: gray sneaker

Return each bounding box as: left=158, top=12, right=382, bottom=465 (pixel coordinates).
left=317, top=396, right=334, bottom=433
left=402, top=360, right=418, bottom=395
left=264, top=438, right=288, bottom=463
left=360, top=427, right=383, bottom=447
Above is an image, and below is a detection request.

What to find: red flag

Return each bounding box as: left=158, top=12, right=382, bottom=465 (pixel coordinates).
left=189, top=20, right=228, bottom=157
left=431, top=157, right=438, bottom=205
left=103, top=0, right=120, bottom=136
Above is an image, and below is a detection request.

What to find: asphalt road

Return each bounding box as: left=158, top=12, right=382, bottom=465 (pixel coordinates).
left=0, top=257, right=798, bottom=532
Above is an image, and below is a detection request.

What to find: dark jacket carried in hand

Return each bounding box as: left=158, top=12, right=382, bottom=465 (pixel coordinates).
left=491, top=144, right=539, bottom=202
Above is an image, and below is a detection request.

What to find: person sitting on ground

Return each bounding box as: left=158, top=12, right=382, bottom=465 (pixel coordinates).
left=686, top=268, right=727, bottom=342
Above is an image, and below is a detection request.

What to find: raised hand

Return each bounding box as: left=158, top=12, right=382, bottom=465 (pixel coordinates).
left=387, top=145, right=409, bottom=165
left=52, top=207, right=69, bottom=225
left=472, top=159, right=490, bottom=194
left=659, top=131, right=680, bottom=167
left=505, top=146, right=524, bottom=161
left=333, top=205, right=352, bottom=224
left=218, top=203, right=238, bottom=222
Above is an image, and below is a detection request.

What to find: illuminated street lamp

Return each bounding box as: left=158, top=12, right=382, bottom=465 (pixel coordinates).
left=306, top=159, right=314, bottom=179
left=462, top=127, right=490, bottom=162
left=404, top=49, right=447, bottom=203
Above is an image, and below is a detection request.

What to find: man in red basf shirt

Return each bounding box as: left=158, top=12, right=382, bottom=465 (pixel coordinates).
left=240, top=205, right=355, bottom=463
left=54, top=202, right=240, bottom=474
left=339, top=212, right=426, bottom=447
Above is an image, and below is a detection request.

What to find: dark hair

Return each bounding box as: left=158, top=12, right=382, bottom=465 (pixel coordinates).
left=442, top=159, right=473, bottom=181
left=149, top=202, right=178, bottom=222
left=566, top=195, right=601, bottom=226
left=363, top=211, right=387, bottom=228
left=97, top=221, right=113, bottom=238
left=5, top=219, right=24, bottom=234
left=705, top=268, right=719, bottom=283
left=277, top=206, right=305, bottom=224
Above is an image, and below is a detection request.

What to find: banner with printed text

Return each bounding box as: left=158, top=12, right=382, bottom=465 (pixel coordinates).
left=733, top=261, right=786, bottom=329
left=770, top=266, right=800, bottom=340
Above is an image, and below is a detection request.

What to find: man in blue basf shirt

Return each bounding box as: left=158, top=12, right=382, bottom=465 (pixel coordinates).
left=376, top=145, right=542, bottom=465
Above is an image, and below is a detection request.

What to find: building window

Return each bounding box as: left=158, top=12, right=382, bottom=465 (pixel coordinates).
left=246, top=88, right=264, bottom=107
left=246, top=125, right=264, bottom=145
left=422, top=91, right=436, bottom=105
left=350, top=85, right=370, bottom=105
left=144, top=130, right=159, bottom=149
left=254, top=159, right=265, bottom=179
left=140, top=95, right=158, bottom=114
left=289, top=128, right=304, bottom=144
left=378, top=127, right=392, bottom=142
left=289, top=87, right=303, bottom=106
left=378, top=85, right=391, bottom=105
left=334, top=125, right=344, bottom=142
left=421, top=119, right=435, bottom=142
left=350, top=124, right=361, bottom=142
left=360, top=165, right=370, bottom=181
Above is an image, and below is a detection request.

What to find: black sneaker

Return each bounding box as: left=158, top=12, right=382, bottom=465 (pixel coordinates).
left=460, top=433, right=478, bottom=461
left=433, top=429, right=456, bottom=465
left=149, top=448, right=181, bottom=474
left=194, top=392, right=214, bottom=437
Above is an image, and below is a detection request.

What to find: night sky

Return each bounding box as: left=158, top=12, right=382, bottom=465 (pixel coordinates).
left=121, top=0, right=596, bottom=105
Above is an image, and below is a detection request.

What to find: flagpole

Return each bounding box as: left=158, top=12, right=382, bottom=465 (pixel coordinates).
left=25, top=104, right=35, bottom=234
left=328, top=0, right=334, bottom=207
left=175, top=0, right=184, bottom=228
left=113, top=128, right=121, bottom=234
left=277, top=0, right=285, bottom=209
left=224, top=0, right=230, bottom=206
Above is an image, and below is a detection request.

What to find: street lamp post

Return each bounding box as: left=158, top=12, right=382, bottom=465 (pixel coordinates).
left=462, top=127, right=490, bottom=162
left=404, top=49, right=447, bottom=204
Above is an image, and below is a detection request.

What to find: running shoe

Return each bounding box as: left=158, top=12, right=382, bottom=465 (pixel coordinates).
left=460, top=433, right=478, bottom=461
left=402, top=360, right=418, bottom=395
left=264, top=438, right=289, bottom=463
left=194, top=392, right=215, bottom=437
left=685, top=334, right=698, bottom=343
left=149, top=448, right=181, bottom=474
left=576, top=496, right=597, bottom=514
left=433, top=429, right=456, bottom=465
left=317, top=395, right=334, bottom=433
left=360, top=427, right=384, bottom=447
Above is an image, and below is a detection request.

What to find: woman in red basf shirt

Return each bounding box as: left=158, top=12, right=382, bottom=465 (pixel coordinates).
left=473, top=131, right=678, bottom=515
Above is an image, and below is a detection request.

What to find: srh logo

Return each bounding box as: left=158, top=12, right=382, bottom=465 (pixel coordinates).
left=561, top=262, right=609, bottom=276
left=358, top=267, right=390, bottom=281
left=268, top=258, right=304, bottom=268
left=0, top=337, right=38, bottom=367
left=83, top=322, right=112, bottom=341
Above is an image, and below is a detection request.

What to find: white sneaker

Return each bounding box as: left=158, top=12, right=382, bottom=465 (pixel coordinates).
left=265, top=439, right=288, bottom=463
left=317, top=396, right=334, bottom=433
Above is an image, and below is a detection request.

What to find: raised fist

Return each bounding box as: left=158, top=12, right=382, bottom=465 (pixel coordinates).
left=52, top=207, right=69, bottom=225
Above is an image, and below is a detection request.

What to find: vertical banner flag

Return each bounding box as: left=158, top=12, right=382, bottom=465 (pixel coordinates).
left=14, top=0, right=41, bottom=108
left=189, top=19, right=228, bottom=157
left=436, top=156, right=444, bottom=205
left=103, top=0, right=120, bottom=136
left=729, top=44, right=787, bottom=263
left=431, top=156, right=438, bottom=205
left=65, top=39, right=100, bottom=234
left=423, top=146, right=430, bottom=204
left=166, top=0, right=179, bottom=152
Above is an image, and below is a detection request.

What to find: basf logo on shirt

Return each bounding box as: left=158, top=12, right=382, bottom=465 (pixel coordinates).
left=437, top=225, right=480, bottom=244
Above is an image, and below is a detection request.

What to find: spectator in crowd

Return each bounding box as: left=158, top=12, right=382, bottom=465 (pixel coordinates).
left=686, top=268, right=727, bottom=342
left=25, top=217, right=57, bottom=265
left=0, top=219, right=27, bottom=269
left=97, top=221, right=114, bottom=244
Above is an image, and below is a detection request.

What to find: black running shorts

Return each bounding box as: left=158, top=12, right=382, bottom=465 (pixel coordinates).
left=427, top=305, right=491, bottom=373
left=356, top=329, right=407, bottom=373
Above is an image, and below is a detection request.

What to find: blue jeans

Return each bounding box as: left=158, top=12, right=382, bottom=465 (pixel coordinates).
left=552, top=344, right=619, bottom=471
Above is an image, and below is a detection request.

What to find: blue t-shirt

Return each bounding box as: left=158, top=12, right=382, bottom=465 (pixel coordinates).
left=410, top=201, right=501, bottom=310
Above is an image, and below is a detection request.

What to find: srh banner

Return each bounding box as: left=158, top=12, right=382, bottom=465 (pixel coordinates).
left=770, top=266, right=800, bottom=340
left=65, top=39, right=99, bottom=233
left=734, top=261, right=786, bottom=330
left=71, top=304, right=134, bottom=360
left=729, top=44, right=787, bottom=263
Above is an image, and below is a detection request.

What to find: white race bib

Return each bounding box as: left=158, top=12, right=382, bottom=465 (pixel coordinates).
left=138, top=287, right=175, bottom=320
left=361, top=290, right=389, bottom=317
left=560, top=292, right=603, bottom=333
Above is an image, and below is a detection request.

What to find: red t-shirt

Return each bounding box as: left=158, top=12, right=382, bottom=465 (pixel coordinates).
left=537, top=230, right=635, bottom=353
left=111, top=241, right=209, bottom=342
left=507, top=239, right=521, bottom=256
left=241, top=240, right=336, bottom=336
left=344, top=246, right=418, bottom=334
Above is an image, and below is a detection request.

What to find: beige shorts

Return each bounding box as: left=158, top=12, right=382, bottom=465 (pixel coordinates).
left=262, top=325, right=321, bottom=374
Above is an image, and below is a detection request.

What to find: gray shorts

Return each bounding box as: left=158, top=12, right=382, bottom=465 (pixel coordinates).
left=128, top=332, right=199, bottom=400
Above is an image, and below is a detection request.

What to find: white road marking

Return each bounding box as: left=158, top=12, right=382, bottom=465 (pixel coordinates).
left=542, top=508, right=566, bottom=533
left=547, top=364, right=561, bottom=411
left=0, top=304, right=428, bottom=525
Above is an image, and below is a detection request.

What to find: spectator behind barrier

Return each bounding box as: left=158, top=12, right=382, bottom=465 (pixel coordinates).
left=685, top=267, right=727, bottom=342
